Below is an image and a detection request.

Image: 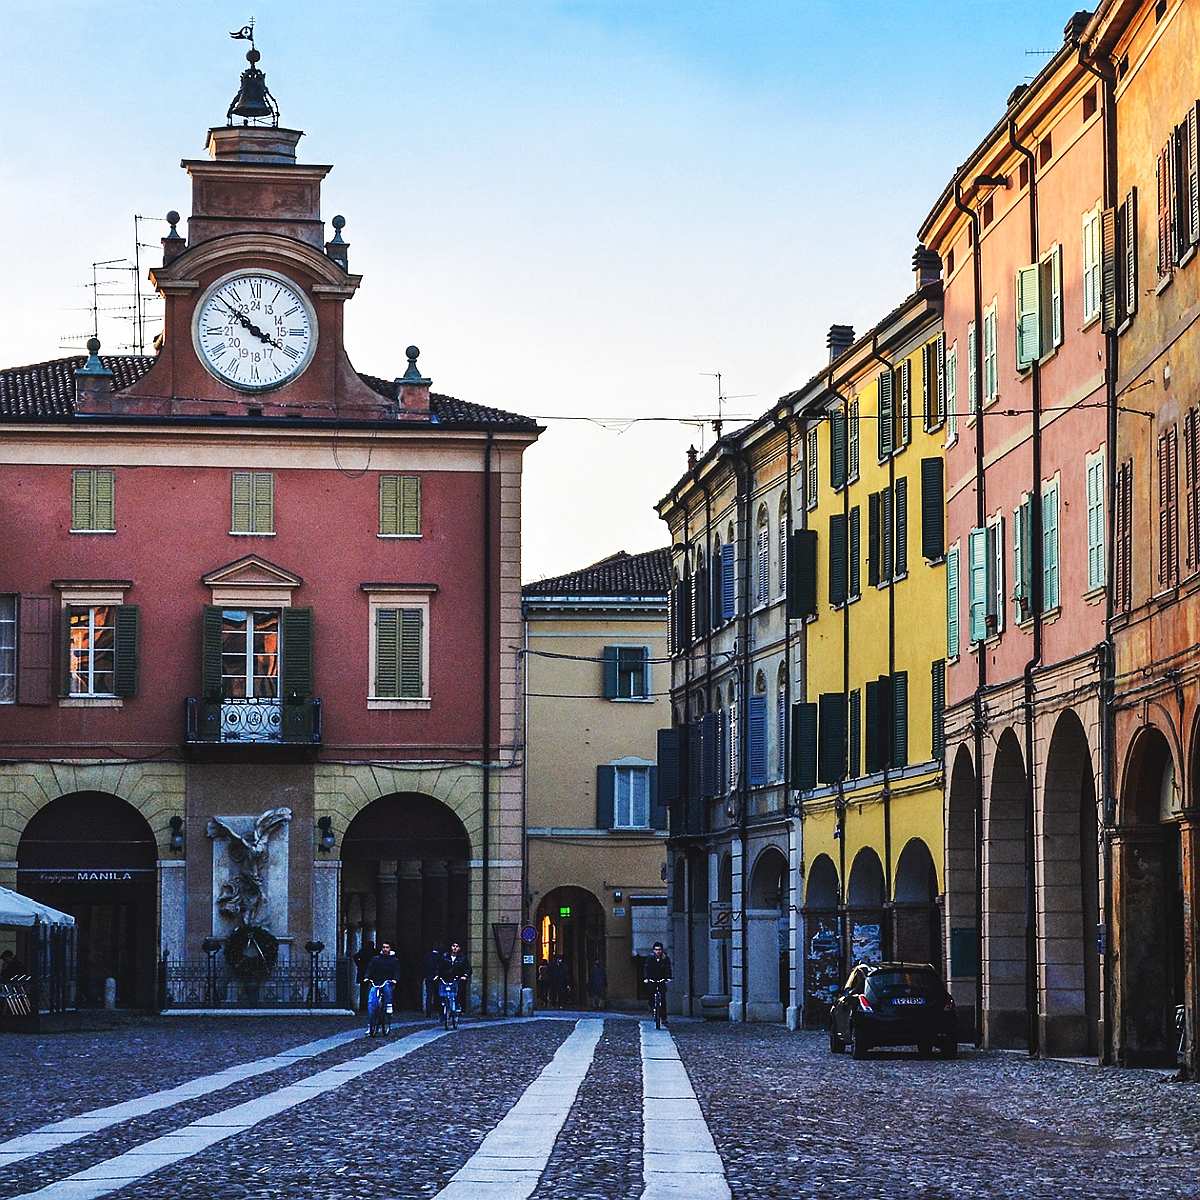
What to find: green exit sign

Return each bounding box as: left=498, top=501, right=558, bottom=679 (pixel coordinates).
left=559, top=906, right=572, bottom=918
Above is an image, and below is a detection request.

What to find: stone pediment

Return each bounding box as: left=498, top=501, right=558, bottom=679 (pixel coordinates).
left=202, top=555, right=302, bottom=606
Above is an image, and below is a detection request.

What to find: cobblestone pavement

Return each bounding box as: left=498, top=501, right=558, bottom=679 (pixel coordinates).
left=5, top=1014, right=1200, bottom=1199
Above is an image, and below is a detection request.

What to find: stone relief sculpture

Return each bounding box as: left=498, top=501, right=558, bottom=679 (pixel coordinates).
left=207, top=806, right=292, bottom=927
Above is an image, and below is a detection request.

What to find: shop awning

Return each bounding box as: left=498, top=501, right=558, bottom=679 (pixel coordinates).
left=0, top=886, right=75, bottom=928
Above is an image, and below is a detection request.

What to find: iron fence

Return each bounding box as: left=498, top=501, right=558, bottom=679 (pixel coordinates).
left=161, top=953, right=351, bottom=1009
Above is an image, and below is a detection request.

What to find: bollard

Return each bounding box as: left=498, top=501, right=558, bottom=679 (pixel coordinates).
left=104, top=977, right=117, bottom=1009
left=521, top=986, right=534, bottom=1017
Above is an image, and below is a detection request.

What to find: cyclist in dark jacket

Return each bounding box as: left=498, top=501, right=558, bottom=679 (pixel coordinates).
left=438, top=942, right=471, bottom=1014
left=644, top=942, right=673, bottom=1019
left=365, top=943, right=400, bottom=1013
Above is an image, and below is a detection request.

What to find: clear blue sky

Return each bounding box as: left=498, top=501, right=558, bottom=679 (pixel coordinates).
left=0, top=1, right=1074, bottom=579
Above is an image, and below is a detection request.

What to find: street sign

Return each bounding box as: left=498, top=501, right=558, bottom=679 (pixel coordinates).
left=523, top=954, right=535, bottom=965
left=709, top=901, right=733, bottom=931
left=520, top=924, right=537, bottom=944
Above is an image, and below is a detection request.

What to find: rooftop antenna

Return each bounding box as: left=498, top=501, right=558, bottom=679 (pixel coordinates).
left=700, top=372, right=755, bottom=443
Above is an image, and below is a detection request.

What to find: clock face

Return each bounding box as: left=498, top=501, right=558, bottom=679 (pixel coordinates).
left=193, top=270, right=318, bottom=392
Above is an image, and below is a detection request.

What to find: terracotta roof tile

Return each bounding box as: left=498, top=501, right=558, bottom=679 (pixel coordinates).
left=523, top=547, right=671, bottom=598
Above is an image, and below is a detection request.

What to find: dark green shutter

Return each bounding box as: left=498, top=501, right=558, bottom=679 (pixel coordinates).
left=657, top=728, right=680, bottom=802
left=93, top=470, right=115, bottom=531
left=921, top=458, right=945, bottom=561
left=892, top=671, right=908, bottom=768
left=199, top=605, right=224, bottom=741
left=868, top=493, right=880, bottom=586
left=281, top=606, right=314, bottom=742
left=16, top=593, right=53, bottom=706
left=788, top=529, right=818, bottom=618
left=849, top=688, right=861, bottom=778
left=400, top=475, right=421, bottom=536
left=113, top=605, right=139, bottom=697
left=649, top=767, right=666, bottom=830
left=253, top=473, right=274, bottom=534
left=894, top=477, right=908, bottom=576
left=791, top=701, right=817, bottom=791
left=231, top=472, right=253, bottom=532
left=931, top=659, right=946, bottom=761
left=72, top=470, right=92, bottom=531
left=380, top=475, right=400, bottom=535
left=878, top=370, right=894, bottom=459
left=882, top=486, right=894, bottom=580
left=865, top=677, right=891, bottom=774
left=831, top=412, right=847, bottom=489
left=376, top=609, right=399, bottom=697
left=829, top=514, right=847, bottom=606
left=1101, top=206, right=1119, bottom=332
left=603, top=646, right=619, bottom=698
left=596, top=765, right=616, bottom=829
left=399, top=609, right=422, bottom=697
left=818, top=692, right=847, bottom=784
left=849, top=506, right=861, bottom=598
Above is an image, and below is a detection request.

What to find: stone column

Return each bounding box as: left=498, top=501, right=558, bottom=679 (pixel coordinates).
left=447, top=860, right=469, bottom=945
left=377, top=861, right=398, bottom=950
left=422, top=859, right=450, bottom=953
left=1180, top=813, right=1200, bottom=1079
left=398, top=860, right=424, bottom=1009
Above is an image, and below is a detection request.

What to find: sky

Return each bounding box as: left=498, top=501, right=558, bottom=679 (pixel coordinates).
left=0, top=1, right=1076, bottom=581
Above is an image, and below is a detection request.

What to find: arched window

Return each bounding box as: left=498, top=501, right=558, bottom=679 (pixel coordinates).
left=756, top=505, right=770, bottom=607
left=777, top=664, right=788, bottom=780
left=778, top=492, right=789, bottom=597
left=727, top=680, right=738, bottom=793
left=711, top=534, right=723, bottom=629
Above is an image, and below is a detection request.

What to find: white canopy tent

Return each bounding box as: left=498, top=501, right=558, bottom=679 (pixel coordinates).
left=0, top=885, right=74, bottom=928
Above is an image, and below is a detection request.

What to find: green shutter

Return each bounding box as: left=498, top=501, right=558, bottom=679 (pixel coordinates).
left=878, top=370, right=894, bottom=459
left=921, top=458, right=944, bottom=561
left=1101, top=207, right=1119, bottom=332
left=791, top=701, right=817, bottom=791
left=93, top=469, right=115, bottom=531
left=829, top=514, right=847, bottom=606
left=199, top=605, right=224, bottom=740
left=596, top=765, right=616, bottom=829
left=967, top=323, right=979, bottom=414
left=603, top=646, right=619, bottom=697
left=253, top=472, right=274, bottom=534
left=1016, top=264, right=1041, bottom=369
left=931, top=659, right=946, bottom=761
left=968, top=527, right=988, bottom=642
left=818, top=692, right=847, bottom=784
left=892, top=671, right=908, bottom=768
left=868, top=492, right=880, bottom=586
left=649, top=766, right=666, bottom=830
left=899, top=359, right=912, bottom=446
left=787, top=529, right=818, bottom=619
left=376, top=609, right=399, bottom=697
left=864, top=678, right=882, bottom=774
left=849, top=506, right=861, bottom=598
left=400, top=475, right=421, bottom=536
left=894, top=477, right=908, bottom=576
left=831, top=412, right=846, bottom=489
left=849, top=688, right=861, bottom=778
left=231, top=472, right=253, bottom=532
left=1087, top=458, right=1105, bottom=591
left=946, top=546, right=960, bottom=659
left=1043, top=484, right=1060, bottom=610
left=1050, top=244, right=1064, bottom=348
left=882, top=486, right=894, bottom=580
left=380, top=475, right=400, bottom=536
left=399, top=608, right=423, bottom=697
left=71, top=470, right=92, bottom=530
left=113, top=605, right=139, bottom=697
left=281, top=606, right=315, bottom=742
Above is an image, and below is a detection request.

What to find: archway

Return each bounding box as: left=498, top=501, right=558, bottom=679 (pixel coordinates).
left=847, top=848, right=885, bottom=966
left=535, top=886, right=605, bottom=1009
left=17, top=792, right=157, bottom=1008
left=893, top=838, right=941, bottom=970
left=803, top=854, right=842, bottom=1024
left=1115, top=726, right=1183, bottom=1065
left=1040, top=709, right=1101, bottom=1057
left=946, top=744, right=979, bottom=1036
left=340, top=793, right=470, bottom=1011
left=745, top=846, right=788, bottom=1021
left=985, top=728, right=1028, bottom=1049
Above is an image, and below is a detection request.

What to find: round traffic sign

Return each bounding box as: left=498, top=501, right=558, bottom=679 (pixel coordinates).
left=520, top=924, right=537, bottom=944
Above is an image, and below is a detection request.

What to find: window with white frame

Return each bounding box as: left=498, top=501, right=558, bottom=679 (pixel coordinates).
left=0, top=595, right=15, bottom=703
left=604, top=645, right=650, bottom=699
left=756, top=506, right=770, bottom=607
left=1086, top=451, right=1105, bottom=592
left=983, top=302, right=998, bottom=401
left=1082, top=207, right=1102, bottom=325
left=945, top=342, right=959, bottom=446
left=68, top=605, right=117, bottom=696
left=363, top=585, right=434, bottom=707
left=221, top=609, right=280, bottom=699
left=614, top=766, right=651, bottom=829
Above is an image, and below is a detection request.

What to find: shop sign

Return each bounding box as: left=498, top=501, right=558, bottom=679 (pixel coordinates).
left=21, top=870, right=152, bottom=884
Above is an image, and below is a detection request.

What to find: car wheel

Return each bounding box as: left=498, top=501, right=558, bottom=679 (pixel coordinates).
left=850, top=1021, right=869, bottom=1060
left=829, top=1024, right=846, bottom=1054
left=940, top=1039, right=958, bottom=1060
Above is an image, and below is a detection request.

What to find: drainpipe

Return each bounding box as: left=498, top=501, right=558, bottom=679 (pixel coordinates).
left=481, top=431, right=494, bottom=1015
left=1080, top=37, right=1119, bottom=1069
left=953, top=174, right=987, bottom=1047
left=1009, top=116, right=1042, bottom=1058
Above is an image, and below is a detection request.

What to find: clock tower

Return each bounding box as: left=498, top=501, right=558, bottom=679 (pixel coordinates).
left=97, top=42, right=411, bottom=421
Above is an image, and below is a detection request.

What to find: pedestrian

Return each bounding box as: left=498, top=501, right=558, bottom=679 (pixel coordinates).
left=422, top=944, right=443, bottom=1018
left=550, top=956, right=569, bottom=1009
left=537, top=959, right=550, bottom=1007
left=588, top=959, right=607, bottom=1010
left=365, top=942, right=400, bottom=1014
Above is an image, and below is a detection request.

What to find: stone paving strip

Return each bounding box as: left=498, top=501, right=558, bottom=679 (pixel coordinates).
left=0, top=1029, right=365, bottom=1168
left=9, top=1026, right=449, bottom=1200
left=432, top=1018, right=603, bottom=1200
left=640, top=1022, right=730, bottom=1200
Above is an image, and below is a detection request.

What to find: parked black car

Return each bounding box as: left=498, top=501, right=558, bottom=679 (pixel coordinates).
left=828, top=962, right=957, bottom=1059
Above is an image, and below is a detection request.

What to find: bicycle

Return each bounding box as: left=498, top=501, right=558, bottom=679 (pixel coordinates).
left=439, top=978, right=460, bottom=1030
left=646, top=980, right=669, bottom=1030
left=367, top=980, right=394, bottom=1037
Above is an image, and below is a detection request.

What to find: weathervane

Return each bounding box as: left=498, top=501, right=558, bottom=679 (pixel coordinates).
left=226, top=19, right=280, bottom=127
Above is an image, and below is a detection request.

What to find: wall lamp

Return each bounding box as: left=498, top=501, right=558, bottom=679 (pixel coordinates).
left=317, top=816, right=337, bottom=853
left=169, top=815, right=185, bottom=853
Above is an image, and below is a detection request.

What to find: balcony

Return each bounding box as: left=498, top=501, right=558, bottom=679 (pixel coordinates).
left=185, top=696, right=322, bottom=760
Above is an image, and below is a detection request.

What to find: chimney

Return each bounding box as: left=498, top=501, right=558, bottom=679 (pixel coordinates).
left=75, top=339, right=114, bottom=412
left=161, top=210, right=186, bottom=267
left=827, top=325, right=855, bottom=364
left=395, top=346, right=432, bottom=420
left=912, top=244, right=943, bottom=290
left=1064, top=11, right=1090, bottom=45
left=325, top=214, right=349, bottom=270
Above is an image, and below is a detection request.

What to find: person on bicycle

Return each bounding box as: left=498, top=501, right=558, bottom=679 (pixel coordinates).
left=366, top=942, right=400, bottom=1013
left=438, top=941, right=471, bottom=1014
left=644, top=941, right=673, bottom=1023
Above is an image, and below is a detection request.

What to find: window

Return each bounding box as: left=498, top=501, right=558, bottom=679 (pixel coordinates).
left=221, top=609, right=280, bottom=699
left=1043, top=481, right=1060, bottom=611
left=967, top=323, right=979, bottom=417
left=1115, top=460, right=1133, bottom=611
left=830, top=409, right=847, bottom=490
left=898, top=359, right=912, bottom=448
left=806, top=428, right=819, bottom=509
left=756, top=507, right=770, bottom=607
left=67, top=606, right=117, bottom=696
left=231, top=471, right=274, bottom=534
left=946, top=545, right=960, bottom=659
left=379, top=475, right=421, bottom=537
left=0, top=596, right=14, bottom=703
left=878, top=369, right=895, bottom=460
left=1086, top=451, right=1106, bottom=592
left=988, top=516, right=1005, bottom=633
left=777, top=668, right=788, bottom=780
left=983, top=302, right=998, bottom=401
left=1083, top=207, right=1102, bottom=325
left=946, top=342, right=958, bottom=446
left=1041, top=246, right=1064, bottom=353
left=968, top=519, right=1004, bottom=642
left=363, top=585, right=435, bottom=707
left=748, top=686, right=768, bottom=787
left=1118, top=188, right=1139, bottom=323
left=932, top=660, right=946, bottom=761
left=829, top=513, right=847, bottom=607
left=1014, top=494, right=1033, bottom=623
left=867, top=483, right=906, bottom=585
left=604, top=646, right=650, bottom=700
left=922, top=335, right=945, bottom=432
left=71, top=469, right=115, bottom=532
left=849, top=506, right=861, bottom=600
left=848, top=398, right=860, bottom=481
left=614, top=766, right=651, bottom=829
left=1083, top=85, right=1097, bottom=122
left=778, top=496, right=789, bottom=597
left=1159, top=426, right=1179, bottom=589
left=920, top=459, right=944, bottom=561
left=1039, top=133, right=1052, bottom=168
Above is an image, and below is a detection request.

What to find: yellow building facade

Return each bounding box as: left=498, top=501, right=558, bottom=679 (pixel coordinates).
left=522, top=549, right=670, bottom=1008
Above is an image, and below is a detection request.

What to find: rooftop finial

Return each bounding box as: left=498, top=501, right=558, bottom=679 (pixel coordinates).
left=227, top=21, right=280, bottom=127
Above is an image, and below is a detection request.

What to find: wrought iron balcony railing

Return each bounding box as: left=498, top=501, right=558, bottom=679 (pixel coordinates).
left=186, top=696, right=322, bottom=745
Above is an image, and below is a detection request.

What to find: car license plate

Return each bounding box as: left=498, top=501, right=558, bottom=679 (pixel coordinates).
left=893, top=997, right=925, bottom=1005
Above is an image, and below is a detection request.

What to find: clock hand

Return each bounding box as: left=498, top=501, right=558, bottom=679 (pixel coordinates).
left=217, top=298, right=282, bottom=347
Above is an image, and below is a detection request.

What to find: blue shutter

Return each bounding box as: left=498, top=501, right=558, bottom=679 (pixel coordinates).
left=721, top=544, right=736, bottom=620
left=711, top=551, right=723, bottom=628
left=596, top=765, right=616, bottom=829
left=747, top=694, right=768, bottom=787
left=791, top=702, right=817, bottom=791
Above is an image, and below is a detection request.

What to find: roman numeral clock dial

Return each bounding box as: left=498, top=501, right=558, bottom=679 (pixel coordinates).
left=193, top=270, right=317, bottom=392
